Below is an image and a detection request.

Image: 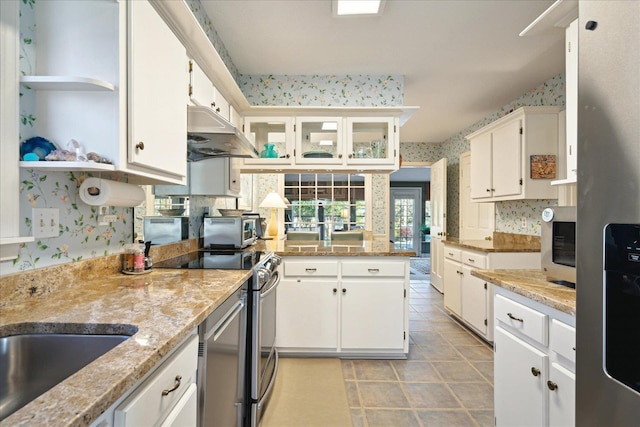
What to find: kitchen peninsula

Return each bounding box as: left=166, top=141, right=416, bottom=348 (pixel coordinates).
left=0, top=239, right=413, bottom=426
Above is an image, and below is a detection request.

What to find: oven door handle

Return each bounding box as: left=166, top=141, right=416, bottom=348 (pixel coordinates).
left=257, top=348, right=279, bottom=411
left=260, top=272, right=280, bottom=300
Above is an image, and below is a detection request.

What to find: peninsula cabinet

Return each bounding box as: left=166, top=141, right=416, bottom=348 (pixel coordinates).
left=241, top=112, right=405, bottom=173
left=493, top=287, right=575, bottom=427
left=442, top=243, right=540, bottom=342
left=467, top=106, right=560, bottom=202
left=15, top=0, right=188, bottom=185
left=276, top=257, right=409, bottom=357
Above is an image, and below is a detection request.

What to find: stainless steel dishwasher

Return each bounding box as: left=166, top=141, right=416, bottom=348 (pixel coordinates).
left=197, top=283, right=248, bottom=427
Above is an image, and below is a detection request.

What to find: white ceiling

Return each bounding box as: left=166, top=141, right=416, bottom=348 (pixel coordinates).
left=201, top=0, right=565, bottom=143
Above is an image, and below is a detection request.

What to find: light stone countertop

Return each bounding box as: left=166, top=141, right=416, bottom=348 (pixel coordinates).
left=471, top=268, right=576, bottom=316
left=0, top=264, right=250, bottom=426
left=443, top=237, right=540, bottom=253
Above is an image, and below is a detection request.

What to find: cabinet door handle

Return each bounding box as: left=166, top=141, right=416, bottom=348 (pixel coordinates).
left=135, top=141, right=145, bottom=151
left=348, top=153, right=353, bottom=158
left=305, top=268, right=317, bottom=272
left=486, top=188, right=491, bottom=192
left=368, top=268, right=379, bottom=273
left=342, top=288, right=347, bottom=294
left=547, top=380, right=558, bottom=391
left=333, top=288, right=337, bottom=293
left=531, top=367, right=541, bottom=377
left=286, top=154, right=290, bottom=158
left=162, top=375, right=182, bottom=396
left=338, top=153, right=343, bottom=159
left=507, top=312, right=524, bottom=323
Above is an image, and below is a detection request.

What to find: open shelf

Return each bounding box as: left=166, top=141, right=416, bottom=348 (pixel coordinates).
left=20, top=76, right=116, bottom=91
left=19, top=161, right=116, bottom=172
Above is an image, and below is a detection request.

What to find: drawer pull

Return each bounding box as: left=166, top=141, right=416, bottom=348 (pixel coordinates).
left=467, top=258, right=475, bottom=263
left=531, top=367, right=541, bottom=377
left=305, top=268, right=317, bottom=273
left=547, top=380, right=558, bottom=391
left=368, top=268, right=380, bottom=273
left=507, top=312, right=524, bottom=323
left=162, top=375, right=182, bottom=396
left=448, top=252, right=454, bottom=256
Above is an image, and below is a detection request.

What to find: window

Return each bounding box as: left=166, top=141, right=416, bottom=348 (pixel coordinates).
left=284, top=173, right=365, bottom=239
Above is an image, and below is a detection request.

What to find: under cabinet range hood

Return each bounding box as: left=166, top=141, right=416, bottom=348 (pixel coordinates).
left=187, top=105, right=259, bottom=161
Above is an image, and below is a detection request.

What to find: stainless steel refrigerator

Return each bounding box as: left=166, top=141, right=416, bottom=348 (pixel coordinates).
left=576, top=1, right=640, bottom=425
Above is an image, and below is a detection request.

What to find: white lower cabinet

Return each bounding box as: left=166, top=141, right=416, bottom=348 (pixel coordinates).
left=443, top=244, right=540, bottom=342
left=276, top=257, right=409, bottom=356
left=277, top=278, right=339, bottom=349
left=494, top=287, right=575, bottom=427
left=89, top=331, right=198, bottom=427
left=340, top=279, right=405, bottom=350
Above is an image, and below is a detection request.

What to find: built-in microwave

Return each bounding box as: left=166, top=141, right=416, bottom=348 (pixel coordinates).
left=541, top=206, right=576, bottom=287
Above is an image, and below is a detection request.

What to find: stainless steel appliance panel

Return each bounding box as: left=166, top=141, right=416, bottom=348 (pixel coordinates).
left=204, top=216, right=256, bottom=249
left=143, top=217, right=189, bottom=245
left=198, top=284, right=247, bottom=427
left=576, top=1, right=640, bottom=424
left=541, top=206, right=576, bottom=285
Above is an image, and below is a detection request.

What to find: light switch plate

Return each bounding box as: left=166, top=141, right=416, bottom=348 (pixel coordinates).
left=32, top=208, right=60, bottom=238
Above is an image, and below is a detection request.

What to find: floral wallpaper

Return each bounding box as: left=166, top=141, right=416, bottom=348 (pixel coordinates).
left=238, top=74, right=403, bottom=107
left=436, top=73, right=566, bottom=237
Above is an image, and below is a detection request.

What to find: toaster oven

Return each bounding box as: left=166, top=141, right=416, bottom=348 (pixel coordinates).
left=203, top=216, right=257, bottom=249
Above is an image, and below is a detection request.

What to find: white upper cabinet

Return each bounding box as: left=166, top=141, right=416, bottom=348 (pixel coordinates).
left=345, top=117, right=397, bottom=166
left=467, top=106, right=560, bottom=202
left=189, top=59, right=231, bottom=122
left=243, top=117, right=295, bottom=165
left=520, top=0, right=578, bottom=186
left=128, top=0, right=188, bottom=181
left=16, top=0, right=188, bottom=185
left=241, top=110, right=409, bottom=173
left=296, top=116, right=344, bottom=165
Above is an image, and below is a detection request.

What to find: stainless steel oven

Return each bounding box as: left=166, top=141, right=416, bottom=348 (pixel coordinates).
left=153, top=249, right=278, bottom=427
left=247, top=255, right=281, bottom=427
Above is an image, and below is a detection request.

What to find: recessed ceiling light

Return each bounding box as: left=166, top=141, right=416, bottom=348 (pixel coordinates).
left=319, top=140, right=334, bottom=146
left=333, top=0, right=384, bottom=16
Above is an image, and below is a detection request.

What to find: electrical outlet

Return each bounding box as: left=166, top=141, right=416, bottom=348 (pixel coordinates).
left=33, top=208, right=60, bottom=238
left=521, top=217, right=527, bottom=228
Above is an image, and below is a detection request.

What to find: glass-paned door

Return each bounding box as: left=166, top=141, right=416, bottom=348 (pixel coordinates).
left=390, top=188, right=422, bottom=254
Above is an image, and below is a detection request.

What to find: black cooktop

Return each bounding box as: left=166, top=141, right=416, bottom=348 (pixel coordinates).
left=153, top=249, right=267, bottom=270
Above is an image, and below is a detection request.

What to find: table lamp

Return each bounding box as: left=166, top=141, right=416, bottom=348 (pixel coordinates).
left=259, top=192, right=288, bottom=238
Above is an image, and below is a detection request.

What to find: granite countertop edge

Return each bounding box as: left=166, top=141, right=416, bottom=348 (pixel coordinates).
left=471, top=268, right=576, bottom=316
left=443, top=238, right=540, bottom=253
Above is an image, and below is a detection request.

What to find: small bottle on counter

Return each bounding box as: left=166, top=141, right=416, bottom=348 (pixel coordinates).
left=123, top=244, right=136, bottom=272
left=133, top=243, right=145, bottom=273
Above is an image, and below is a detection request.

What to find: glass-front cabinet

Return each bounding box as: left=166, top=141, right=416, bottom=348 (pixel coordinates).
left=295, top=117, right=344, bottom=165
left=346, top=117, right=396, bottom=165
left=243, top=117, right=295, bottom=165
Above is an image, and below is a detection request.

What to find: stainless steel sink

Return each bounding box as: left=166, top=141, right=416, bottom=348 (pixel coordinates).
left=0, top=333, right=131, bottom=421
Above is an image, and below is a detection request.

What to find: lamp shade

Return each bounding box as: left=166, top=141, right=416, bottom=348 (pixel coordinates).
left=259, top=192, right=288, bottom=209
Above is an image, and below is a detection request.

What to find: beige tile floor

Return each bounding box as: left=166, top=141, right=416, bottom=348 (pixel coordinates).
left=342, top=277, right=495, bottom=427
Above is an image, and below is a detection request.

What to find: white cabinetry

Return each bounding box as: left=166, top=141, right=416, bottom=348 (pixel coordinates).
left=188, top=59, right=230, bottom=122
left=494, top=287, right=575, bottom=427
left=521, top=2, right=578, bottom=186
left=16, top=0, right=188, bottom=185
left=467, top=107, right=560, bottom=202
left=189, top=157, right=240, bottom=197
left=127, top=0, right=188, bottom=181
left=241, top=110, right=406, bottom=173
left=114, top=334, right=198, bottom=426
left=89, top=331, right=198, bottom=427
left=277, top=257, right=409, bottom=357
left=443, top=244, right=540, bottom=342
left=243, top=117, right=295, bottom=165
left=459, top=152, right=495, bottom=240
